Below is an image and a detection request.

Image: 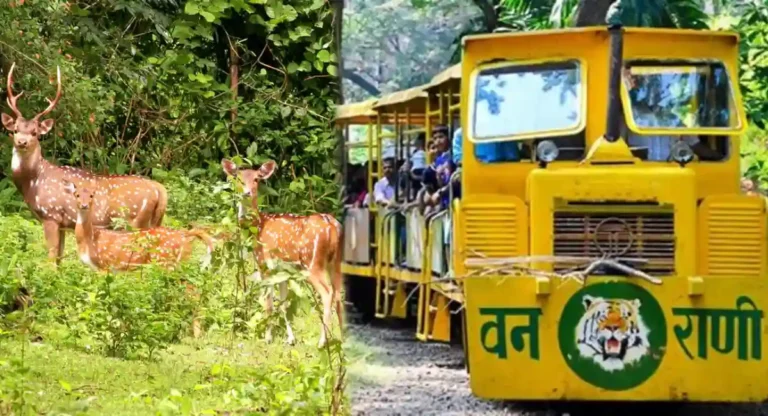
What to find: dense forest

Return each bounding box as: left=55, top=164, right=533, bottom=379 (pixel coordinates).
left=0, top=1, right=345, bottom=414
left=0, top=0, right=342, bottom=219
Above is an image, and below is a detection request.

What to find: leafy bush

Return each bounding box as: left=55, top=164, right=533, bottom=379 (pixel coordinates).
left=0, top=174, right=347, bottom=413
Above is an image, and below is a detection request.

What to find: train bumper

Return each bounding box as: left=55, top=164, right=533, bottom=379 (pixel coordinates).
left=464, top=275, right=768, bottom=402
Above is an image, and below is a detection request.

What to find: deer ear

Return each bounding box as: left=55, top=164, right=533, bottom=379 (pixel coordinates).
left=39, top=119, right=55, bottom=135
left=62, top=180, right=76, bottom=195
left=1, top=113, right=15, bottom=131
left=257, top=160, right=277, bottom=180
left=221, top=159, right=238, bottom=176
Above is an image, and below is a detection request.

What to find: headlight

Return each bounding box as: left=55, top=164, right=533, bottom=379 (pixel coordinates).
left=671, top=140, right=694, bottom=164
left=536, top=140, right=560, bottom=163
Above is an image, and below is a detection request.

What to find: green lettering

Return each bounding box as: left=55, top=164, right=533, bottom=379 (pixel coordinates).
left=480, top=308, right=509, bottom=359
left=671, top=296, right=763, bottom=361
left=672, top=308, right=708, bottom=359
left=479, top=307, right=542, bottom=360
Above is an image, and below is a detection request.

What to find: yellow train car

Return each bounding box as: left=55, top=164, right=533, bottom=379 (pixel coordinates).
left=458, top=25, right=766, bottom=402
left=338, top=73, right=465, bottom=340
left=336, top=99, right=378, bottom=321
left=340, top=23, right=765, bottom=403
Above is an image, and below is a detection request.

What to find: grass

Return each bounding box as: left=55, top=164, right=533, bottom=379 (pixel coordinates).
left=1, top=313, right=326, bottom=415
left=0, top=213, right=346, bottom=415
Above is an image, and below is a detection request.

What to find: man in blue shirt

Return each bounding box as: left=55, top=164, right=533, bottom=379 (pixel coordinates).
left=430, top=125, right=456, bottom=210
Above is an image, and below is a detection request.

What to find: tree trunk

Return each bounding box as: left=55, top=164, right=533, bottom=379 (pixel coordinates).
left=229, top=43, right=239, bottom=125
left=572, top=0, right=615, bottom=26
left=342, top=69, right=381, bottom=96
left=331, top=0, right=346, bottom=190
left=472, top=0, right=498, bottom=31
left=332, top=0, right=344, bottom=105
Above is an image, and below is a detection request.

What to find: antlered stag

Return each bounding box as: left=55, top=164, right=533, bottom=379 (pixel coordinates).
left=221, top=158, right=343, bottom=348
left=1, top=62, right=168, bottom=264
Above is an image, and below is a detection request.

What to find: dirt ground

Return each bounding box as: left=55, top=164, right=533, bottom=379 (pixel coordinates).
left=345, top=322, right=768, bottom=416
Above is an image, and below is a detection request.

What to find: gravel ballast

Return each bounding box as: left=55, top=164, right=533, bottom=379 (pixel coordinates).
left=346, top=322, right=768, bottom=416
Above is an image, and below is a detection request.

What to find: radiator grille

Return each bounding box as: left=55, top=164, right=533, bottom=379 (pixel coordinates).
left=704, top=201, right=764, bottom=277
left=463, top=205, right=522, bottom=268
left=553, top=212, right=675, bottom=275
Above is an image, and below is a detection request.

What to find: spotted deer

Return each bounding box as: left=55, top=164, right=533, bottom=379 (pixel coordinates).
left=221, top=158, right=343, bottom=348
left=63, top=180, right=215, bottom=271
left=2, top=62, right=168, bottom=264
left=63, top=180, right=214, bottom=337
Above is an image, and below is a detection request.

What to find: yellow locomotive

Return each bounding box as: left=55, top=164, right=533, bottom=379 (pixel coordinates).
left=338, top=25, right=768, bottom=402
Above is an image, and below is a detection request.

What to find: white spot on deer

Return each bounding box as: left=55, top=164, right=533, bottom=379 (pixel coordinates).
left=140, top=198, right=147, bottom=212
left=79, top=251, right=98, bottom=270
left=11, top=148, right=21, bottom=172
left=310, top=234, right=321, bottom=266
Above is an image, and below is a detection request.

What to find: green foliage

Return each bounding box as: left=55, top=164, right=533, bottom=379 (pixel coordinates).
left=496, top=0, right=709, bottom=30
left=712, top=3, right=768, bottom=186
left=498, top=0, right=575, bottom=29
left=0, top=191, right=347, bottom=413
left=729, top=3, right=768, bottom=129
left=0, top=0, right=346, bottom=408
left=356, top=0, right=711, bottom=102
left=0, top=0, right=339, bottom=215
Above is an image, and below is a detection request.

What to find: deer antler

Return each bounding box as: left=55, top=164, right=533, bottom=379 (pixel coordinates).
left=6, top=62, right=24, bottom=119
left=32, top=66, right=62, bottom=121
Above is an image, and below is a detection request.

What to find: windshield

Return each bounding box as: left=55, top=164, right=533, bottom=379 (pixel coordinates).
left=622, top=61, right=740, bottom=131
left=470, top=60, right=583, bottom=141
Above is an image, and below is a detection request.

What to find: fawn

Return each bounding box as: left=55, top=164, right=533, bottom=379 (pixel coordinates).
left=64, top=181, right=215, bottom=337
left=222, top=158, right=344, bottom=348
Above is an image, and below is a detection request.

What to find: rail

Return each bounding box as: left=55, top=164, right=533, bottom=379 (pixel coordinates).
left=415, top=208, right=449, bottom=340
left=375, top=207, right=404, bottom=318
left=447, top=168, right=461, bottom=277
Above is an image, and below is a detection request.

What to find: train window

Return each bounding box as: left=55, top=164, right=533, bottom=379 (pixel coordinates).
left=621, top=60, right=738, bottom=162
left=469, top=60, right=584, bottom=142
left=622, top=60, right=740, bottom=131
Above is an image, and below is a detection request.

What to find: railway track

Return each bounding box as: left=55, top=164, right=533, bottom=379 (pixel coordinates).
left=345, top=308, right=768, bottom=416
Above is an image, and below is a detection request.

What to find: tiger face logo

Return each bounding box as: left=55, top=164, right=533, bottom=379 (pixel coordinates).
left=575, top=295, right=650, bottom=372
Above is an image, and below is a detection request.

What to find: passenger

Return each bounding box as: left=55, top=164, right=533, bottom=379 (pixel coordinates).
left=429, top=125, right=456, bottom=210
left=432, top=125, right=452, bottom=168
left=373, top=157, right=396, bottom=208
left=624, top=76, right=721, bottom=161
left=451, top=127, right=462, bottom=166
left=345, top=166, right=368, bottom=207
left=396, top=165, right=408, bottom=265
left=742, top=178, right=759, bottom=196
left=426, top=137, right=439, bottom=169
left=369, top=157, right=405, bottom=265
left=410, top=133, right=427, bottom=183
left=413, top=138, right=437, bottom=213
left=397, top=159, right=410, bottom=201
left=450, top=128, right=465, bottom=201
left=625, top=103, right=720, bottom=161
left=352, top=185, right=368, bottom=207
left=418, top=168, right=440, bottom=217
